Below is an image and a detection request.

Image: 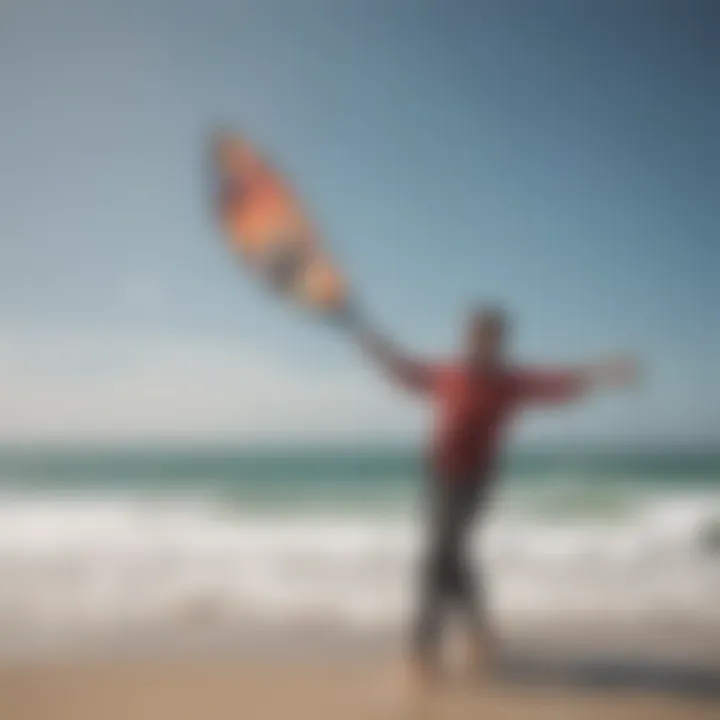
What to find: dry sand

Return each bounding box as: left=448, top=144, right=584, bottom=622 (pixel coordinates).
left=1, top=656, right=719, bottom=720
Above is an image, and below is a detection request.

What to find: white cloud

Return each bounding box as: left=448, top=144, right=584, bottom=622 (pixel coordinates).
left=0, top=324, right=422, bottom=443
left=0, top=325, right=711, bottom=447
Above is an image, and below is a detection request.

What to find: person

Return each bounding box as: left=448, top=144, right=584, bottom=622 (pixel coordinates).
left=339, top=303, right=637, bottom=688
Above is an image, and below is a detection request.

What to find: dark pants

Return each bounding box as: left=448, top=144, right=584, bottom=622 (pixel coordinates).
left=413, top=474, right=486, bottom=661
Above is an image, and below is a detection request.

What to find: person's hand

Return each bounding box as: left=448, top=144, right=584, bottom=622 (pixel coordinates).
left=589, top=355, right=639, bottom=390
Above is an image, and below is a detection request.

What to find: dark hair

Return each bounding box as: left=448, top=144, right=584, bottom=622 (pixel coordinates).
left=470, top=304, right=508, bottom=329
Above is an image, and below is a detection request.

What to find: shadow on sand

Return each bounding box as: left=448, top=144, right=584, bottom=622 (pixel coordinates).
left=499, top=654, right=720, bottom=699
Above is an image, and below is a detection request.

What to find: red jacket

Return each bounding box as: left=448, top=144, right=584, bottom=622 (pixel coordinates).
left=397, top=361, right=586, bottom=479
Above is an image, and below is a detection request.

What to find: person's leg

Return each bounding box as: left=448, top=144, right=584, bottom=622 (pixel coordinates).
left=447, top=483, right=482, bottom=619
left=411, top=481, right=460, bottom=682
left=449, top=482, right=498, bottom=678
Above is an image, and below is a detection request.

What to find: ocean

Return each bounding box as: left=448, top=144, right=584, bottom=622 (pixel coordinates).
left=0, top=446, right=718, bottom=645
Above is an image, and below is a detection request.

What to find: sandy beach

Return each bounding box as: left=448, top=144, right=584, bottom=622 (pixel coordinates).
left=1, top=619, right=718, bottom=720
left=2, top=655, right=719, bottom=720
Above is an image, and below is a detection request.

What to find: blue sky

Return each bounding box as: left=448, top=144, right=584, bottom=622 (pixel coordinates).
left=0, top=0, right=717, bottom=445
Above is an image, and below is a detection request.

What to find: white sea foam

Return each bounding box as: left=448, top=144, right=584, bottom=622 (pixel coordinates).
left=0, top=490, right=718, bottom=642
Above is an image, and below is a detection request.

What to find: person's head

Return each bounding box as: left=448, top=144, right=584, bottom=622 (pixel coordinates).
left=464, top=305, right=509, bottom=367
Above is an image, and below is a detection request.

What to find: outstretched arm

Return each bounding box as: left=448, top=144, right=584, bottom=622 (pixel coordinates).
left=517, top=356, right=638, bottom=406
left=337, top=305, right=436, bottom=394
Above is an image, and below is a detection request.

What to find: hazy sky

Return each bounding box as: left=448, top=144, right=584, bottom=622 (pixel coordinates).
left=0, top=0, right=718, bottom=445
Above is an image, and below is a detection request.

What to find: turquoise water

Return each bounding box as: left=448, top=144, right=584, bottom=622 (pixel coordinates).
left=0, top=446, right=717, bottom=514
left=1, top=446, right=719, bottom=541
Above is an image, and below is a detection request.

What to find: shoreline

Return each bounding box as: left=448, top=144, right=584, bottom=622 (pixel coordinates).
left=3, top=616, right=719, bottom=688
